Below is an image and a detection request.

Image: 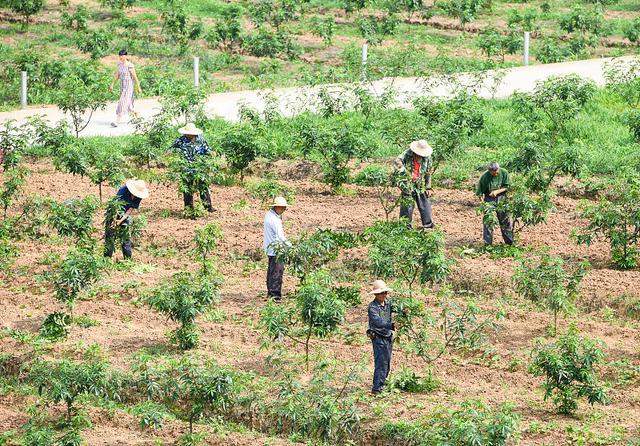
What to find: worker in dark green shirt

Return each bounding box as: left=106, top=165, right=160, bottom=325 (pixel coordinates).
left=475, top=162, right=513, bottom=246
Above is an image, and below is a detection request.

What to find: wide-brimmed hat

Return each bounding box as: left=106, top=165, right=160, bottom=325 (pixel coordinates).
left=178, top=123, right=203, bottom=136
left=409, top=140, right=433, bottom=158
left=369, top=279, right=393, bottom=295
left=125, top=179, right=150, bottom=199
left=272, top=196, right=288, bottom=208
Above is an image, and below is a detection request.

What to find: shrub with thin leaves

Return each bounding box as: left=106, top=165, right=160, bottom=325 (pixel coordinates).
left=354, top=164, right=401, bottom=221
left=574, top=177, right=640, bottom=269
left=247, top=176, right=295, bottom=207
left=146, top=270, right=223, bottom=350
left=7, top=0, right=44, bottom=29
left=40, top=312, right=72, bottom=340
left=513, top=253, right=588, bottom=335
left=529, top=325, right=608, bottom=415
left=604, top=57, right=640, bottom=107
left=205, top=4, right=244, bottom=53
left=193, top=222, right=222, bottom=272
left=439, top=0, right=487, bottom=25
left=363, top=221, right=449, bottom=295
left=76, top=28, right=113, bottom=60
left=55, top=77, right=108, bottom=137
left=0, top=120, right=28, bottom=171
left=48, top=196, right=99, bottom=245
left=219, top=124, right=262, bottom=182
left=0, top=167, right=28, bottom=219
left=51, top=250, right=103, bottom=314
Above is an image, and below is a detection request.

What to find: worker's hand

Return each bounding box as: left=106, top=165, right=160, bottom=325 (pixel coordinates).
left=489, top=190, right=497, bottom=198
left=108, top=85, right=114, bottom=93
left=136, top=86, right=142, bottom=95
left=425, top=189, right=433, bottom=198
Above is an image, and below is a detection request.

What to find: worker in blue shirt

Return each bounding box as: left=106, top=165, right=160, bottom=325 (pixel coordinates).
left=367, top=280, right=395, bottom=394
left=104, top=179, right=149, bottom=259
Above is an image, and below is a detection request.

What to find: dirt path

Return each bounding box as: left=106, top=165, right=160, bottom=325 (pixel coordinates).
left=1, top=56, right=633, bottom=137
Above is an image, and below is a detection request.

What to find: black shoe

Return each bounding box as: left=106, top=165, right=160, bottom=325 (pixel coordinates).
left=270, top=295, right=282, bottom=303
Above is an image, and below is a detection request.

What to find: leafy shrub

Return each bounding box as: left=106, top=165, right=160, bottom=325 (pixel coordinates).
left=274, top=229, right=357, bottom=282
left=104, top=196, right=148, bottom=246
left=146, top=270, right=222, bottom=350
left=311, top=16, right=335, bottom=46
left=130, top=112, right=174, bottom=168
left=535, top=36, right=572, bottom=64
left=387, top=366, right=438, bottom=393
left=354, top=164, right=401, bottom=221
left=559, top=5, right=606, bottom=37
left=159, top=80, right=206, bottom=125
left=574, top=178, right=640, bottom=269
left=363, top=221, right=449, bottom=295
left=529, top=325, right=608, bottom=415
left=507, top=8, right=538, bottom=32
left=193, top=222, right=222, bottom=272
left=132, top=401, right=168, bottom=430
left=439, top=0, right=487, bottom=25
left=161, top=0, right=203, bottom=55
left=260, top=270, right=357, bottom=369
left=40, top=312, right=72, bottom=340
left=624, top=17, right=640, bottom=44
left=48, top=196, right=99, bottom=245
left=87, top=146, right=127, bottom=202
left=61, top=5, right=89, bottom=31
left=0, top=167, right=28, bottom=218
left=513, top=254, right=588, bottom=335
left=55, top=77, right=108, bottom=137
left=6, top=0, right=44, bottom=29
left=243, top=27, right=300, bottom=59
left=623, top=109, right=640, bottom=142
left=76, top=28, right=113, bottom=60
left=476, top=28, right=522, bottom=62
left=0, top=120, right=28, bottom=171
left=249, top=0, right=305, bottom=29
left=604, top=57, right=640, bottom=107
left=218, top=124, right=262, bottom=182
left=27, top=116, right=73, bottom=154
left=205, top=4, right=244, bottom=53
left=357, top=13, right=400, bottom=46
left=247, top=176, right=295, bottom=207
left=52, top=250, right=103, bottom=314
left=380, top=400, right=519, bottom=445
left=100, top=0, right=135, bottom=10
left=167, top=154, right=223, bottom=219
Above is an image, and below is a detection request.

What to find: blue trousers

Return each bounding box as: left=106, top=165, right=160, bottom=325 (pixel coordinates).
left=399, top=190, right=433, bottom=229
left=372, top=336, right=393, bottom=392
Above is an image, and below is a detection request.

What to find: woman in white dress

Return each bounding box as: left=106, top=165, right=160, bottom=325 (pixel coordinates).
left=108, top=49, right=142, bottom=127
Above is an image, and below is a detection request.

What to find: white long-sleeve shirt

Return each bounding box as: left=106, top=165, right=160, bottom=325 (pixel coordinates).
left=263, top=209, right=288, bottom=256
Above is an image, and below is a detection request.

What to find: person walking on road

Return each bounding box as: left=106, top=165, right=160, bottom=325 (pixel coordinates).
left=476, top=161, right=513, bottom=246
left=104, top=179, right=149, bottom=260
left=109, top=49, right=142, bottom=127
left=367, top=280, right=395, bottom=395
left=394, top=140, right=435, bottom=229
left=263, top=197, right=290, bottom=302
left=168, top=123, right=215, bottom=213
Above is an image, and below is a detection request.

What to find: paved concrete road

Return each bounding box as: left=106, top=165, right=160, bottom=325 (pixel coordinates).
left=0, top=56, right=633, bottom=137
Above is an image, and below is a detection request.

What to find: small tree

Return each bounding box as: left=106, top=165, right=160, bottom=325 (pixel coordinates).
left=61, top=5, right=90, bottom=31
left=0, top=167, right=28, bottom=219
left=193, top=222, right=222, bottom=273
left=146, top=270, right=223, bottom=350
left=439, top=0, right=487, bottom=26
left=76, top=28, right=113, bottom=60
left=574, top=178, right=640, bottom=269
left=159, top=80, right=206, bottom=125
left=357, top=12, right=399, bottom=46
left=603, top=57, right=640, bottom=107
left=55, top=78, right=108, bottom=137
left=0, top=120, right=28, bottom=171
left=624, top=17, right=640, bottom=45
left=354, top=165, right=402, bottom=222
left=218, top=124, right=262, bottom=183
left=100, top=0, right=135, bottom=10
left=48, top=196, right=99, bottom=245
left=476, top=28, right=522, bottom=63
left=513, top=254, right=588, bottom=335
left=363, top=221, right=449, bottom=296
left=28, top=358, right=111, bottom=422
left=131, top=112, right=174, bottom=168
left=88, top=147, right=127, bottom=202
left=205, top=4, right=244, bottom=53
left=310, top=16, right=335, bottom=46
left=247, top=176, right=295, bottom=207
left=161, top=0, right=203, bottom=55
left=274, top=229, right=358, bottom=283
left=529, top=325, right=608, bottom=415
left=260, top=270, right=358, bottom=369
left=51, top=250, right=103, bottom=318
left=7, top=0, right=45, bottom=30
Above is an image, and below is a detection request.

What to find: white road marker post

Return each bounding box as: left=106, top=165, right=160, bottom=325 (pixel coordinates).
left=20, top=71, right=27, bottom=109
left=361, top=43, right=368, bottom=82
left=523, top=32, right=530, bottom=67
left=193, top=56, right=200, bottom=88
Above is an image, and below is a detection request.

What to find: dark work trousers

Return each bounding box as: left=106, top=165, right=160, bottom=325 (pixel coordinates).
left=267, top=256, right=285, bottom=298
left=104, top=218, right=133, bottom=259
left=399, top=190, right=433, bottom=228
left=183, top=187, right=213, bottom=211
left=483, top=194, right=513, bottom=246
left=372, top=335, right=393, bottom=392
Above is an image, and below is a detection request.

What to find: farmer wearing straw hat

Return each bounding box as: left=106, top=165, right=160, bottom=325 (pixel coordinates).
left=168, top=122, right=214, bottom=212
left=367, top=279, right=395, bottom=394
left=263, top=196, right=291, bottom=302
left=104, top=179, right=149, bottom=259
left=394, top=140, right=434, bottom=229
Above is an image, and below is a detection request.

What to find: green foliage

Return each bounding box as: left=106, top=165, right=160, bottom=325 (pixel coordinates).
left=100, top=0, right=135, bottom=10
left=218, top=124, right=261, bottom=182
left=623, top=109, right=640, bottom=143
left=529, top=325, right=608, bottom=415
left=159, top=80, right=206, bottom=125
left=357, top=13, right=400, bottom=46
left=513, top=254, right=588, bottom=335
left=300, top=121, right=367, bottom=190
left=161, top=0, right=203, bottom=54
left=0, top=167, right=28, bottom=218
left=380, top=400, right=519, bottom=445
left=387, top=366, right=438, bottom=393
left=205, top=4, right=244, bottom=53
left=574, top=178, right=640, bottom=269
left=559, top=5, right=606, bottom=37
left=76, top=28, right=113, bottom=60
left=27, top=116, right=73, bottom=154
left=479, top=184, right=554, bottom=240
left=104, top=196, right=147, bottom=245
left=604, top=57, right=640, bottom=107
left=55, top=77, right=108, bottom=137
left=274, top=228, right=357, bottom=281
left=52, top=250, right=103, bottom=312
left=476, top=28, right=522, bottom=62
left=6, top=0, right=44, bottom=29
left=249, top=0, right=306, bottom=29
left=146, top=270, right=222, bottom=350
left=310, top=16, right=335, bottom=46
left=28, top=358, right=111, bottom=421
left=247, top=176, right=295, bottom=207
left=130, top=112, right=174, bottom=168
left=507, top=7, right=538, bottom=32
left=624, top=17, right=640, bottom=44
left=88, top=147, right=127, bottom=202
left=0, top=120, right=28, bottom=171
left=363, top=221, right=449, bottom=294
left=132, top=401, right=167, bottom=430
left=40, top=312, right=72, bottom=340
left=61, top=5, right=89, bottom=31
left=48, top=196, right=99, bottom=244
left=243, top=27, right=300, bottom=59
left=439, top=0, right=487, bottom=25
left=535, top=37, right=572, bottom=64
left=354, top=164, right=400, bottom=221
left=167, top=155, right=223, bottom=218
left=193, top=222, right=222, bottom=272
left=260, top=270, right=356, bottom=369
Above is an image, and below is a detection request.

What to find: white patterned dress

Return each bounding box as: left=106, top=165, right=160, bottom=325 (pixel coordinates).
left=116, top=62, right=135, bottom=116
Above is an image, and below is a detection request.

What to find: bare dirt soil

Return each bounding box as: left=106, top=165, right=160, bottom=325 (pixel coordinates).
left=1, top=159, right=639, bottom=444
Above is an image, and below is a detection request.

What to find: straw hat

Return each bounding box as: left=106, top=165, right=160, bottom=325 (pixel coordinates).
left=272, top=196, right=288, bottom=208
left=178, top=122, right=203, bottom=136
left=369, top=280, right=393, bottom=295
left=125, top=179, right=150, bottom=199
left=409, top=140, right=433, bottom=158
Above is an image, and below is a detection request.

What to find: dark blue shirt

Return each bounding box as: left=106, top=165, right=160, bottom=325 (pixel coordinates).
left=116, top=185, right=141, bottom=212
left=368, top=299, right=393, bottom=338
left=170, top=135, right=211, bottom=162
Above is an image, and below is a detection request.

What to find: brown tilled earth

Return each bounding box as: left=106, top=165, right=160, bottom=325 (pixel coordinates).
left=1, top=159, right=639, bottom=445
